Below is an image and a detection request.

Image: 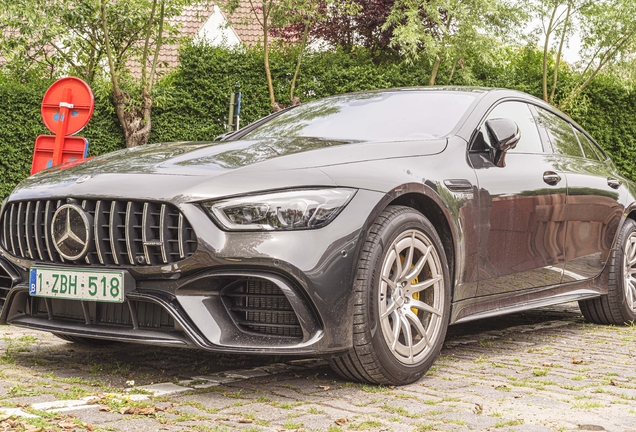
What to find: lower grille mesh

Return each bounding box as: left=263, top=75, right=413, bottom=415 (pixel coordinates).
left=223, top=279, right=303, bottom=339
left=31, top=297, right=175, bottom=330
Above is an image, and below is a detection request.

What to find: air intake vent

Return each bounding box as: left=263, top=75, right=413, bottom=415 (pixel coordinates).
left=0, top=199, right=197, bottom=266
left=223, top=279, right=303, bottom=339
left=0, top=258, right=18, bottom=309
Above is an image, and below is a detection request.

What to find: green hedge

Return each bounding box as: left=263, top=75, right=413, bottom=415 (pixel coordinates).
left=1, top=44, right=636, bottom=199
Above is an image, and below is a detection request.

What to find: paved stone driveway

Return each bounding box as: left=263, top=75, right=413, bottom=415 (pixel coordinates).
left=0, top=302, right=635, bottom=431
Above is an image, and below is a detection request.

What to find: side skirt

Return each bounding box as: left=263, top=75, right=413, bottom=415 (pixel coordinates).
left=450, top=276, right=606, bottom=325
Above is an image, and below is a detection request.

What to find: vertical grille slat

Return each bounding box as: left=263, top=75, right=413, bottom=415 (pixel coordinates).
left=0, top=199, right=196, bottom=267
left=16, top=202, right=25, bottom=258
left=33, top=201, right=44, bottom=261
left=9, top=203, right=17, bottom=255
left=142, top=202, right=151, bottom=266
left=125, top=201, right=135, bottom=265
left=178, top=213, right=185, bottom=259
left=94, top=200, right=105, bottom=264
left=44, top=201, right=55, bottom=261
left=159, top=204, right=168, bottom=264
left=24, top=202, right=34, bottom=259
left=109, top=201, right=122, bottom=265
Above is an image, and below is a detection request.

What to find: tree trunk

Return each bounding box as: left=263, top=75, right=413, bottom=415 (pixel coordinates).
left=262, top=13, right=279, bottom=112
left=290, top=22, right=309, bottom=105
left=542, top=4, right=558, bottom=102
left=429, top=55, right=442, bottom=86
left=549, top=3, right=571, bottom=104
left=112, top=88, right=153, bottom=148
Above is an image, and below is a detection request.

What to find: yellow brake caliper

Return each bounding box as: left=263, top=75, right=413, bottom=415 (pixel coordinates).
left=400, top=255, right=420, bottom=315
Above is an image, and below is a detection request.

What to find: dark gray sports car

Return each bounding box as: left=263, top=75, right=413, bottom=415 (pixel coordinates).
left=1, top=87, right=636, bottom=385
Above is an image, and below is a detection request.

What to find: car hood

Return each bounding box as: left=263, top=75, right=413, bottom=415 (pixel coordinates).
left=10, top=136, right=447, bottom=202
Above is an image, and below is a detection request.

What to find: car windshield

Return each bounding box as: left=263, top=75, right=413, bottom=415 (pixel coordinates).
left=243, top=91, right=477, bottom=142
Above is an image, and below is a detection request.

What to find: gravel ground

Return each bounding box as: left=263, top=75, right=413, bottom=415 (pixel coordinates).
left=0, top=302, right=635, bottom=432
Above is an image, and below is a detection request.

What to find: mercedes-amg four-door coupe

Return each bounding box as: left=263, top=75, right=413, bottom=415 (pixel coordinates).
left=1, top=87, right=635, bottom=385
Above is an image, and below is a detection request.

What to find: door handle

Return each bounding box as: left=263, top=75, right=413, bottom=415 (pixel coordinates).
left=607, top=177, right=621, bottom=189
left=543, top=171, right=562, bottom=186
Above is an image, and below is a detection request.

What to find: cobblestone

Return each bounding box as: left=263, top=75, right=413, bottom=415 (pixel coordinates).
left=0, top=303, right=635, bottom=431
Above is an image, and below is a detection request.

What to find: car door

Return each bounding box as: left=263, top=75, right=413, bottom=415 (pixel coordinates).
left=535, top=108, right=623, bottom=282
left=469, top=101, right=568, bottom=297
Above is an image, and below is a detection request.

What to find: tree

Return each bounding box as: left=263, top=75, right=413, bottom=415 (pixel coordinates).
left=531, top=0, right=636, bottom=110
left=0, top=0, right=198, bottom=148
left=309, top=0, right=396, bottom=55
left=223, top=0, right=357, bottom=111
left=559, top=0, right=636, bottom=109
left=270, top=0, right=360, bottom=105
left=384, top=0, right=526, bottom=86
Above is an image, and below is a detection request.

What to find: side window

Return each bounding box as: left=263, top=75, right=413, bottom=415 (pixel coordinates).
left=573, top=128, right=605, bottom=162
left=537, top=108, right=583, bottom=157
left=480, top=101, right=544, bottom=153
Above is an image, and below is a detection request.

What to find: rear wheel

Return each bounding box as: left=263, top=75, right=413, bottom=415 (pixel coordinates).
left=579, top=218, right=636, bottom=324
left=330, top=206, right=451, bottom=385
left=54, top=333, right=116, bottom=346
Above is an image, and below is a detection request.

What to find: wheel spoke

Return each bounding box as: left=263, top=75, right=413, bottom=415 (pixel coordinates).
left=399, top=313, right=414, bottom=361
left=400, top=232, right=416, bottom=280
left=405, top=275, right=442, bottom=295
left=382, top=275, right=397, bottom=289
left=627, top=237, right=636, bottom=265
left=390, top=311, right=401, bottom=351
left=410, top=299, right=442, bottom=316
left=628, top=281, right=636, bottom=310
left=394, top=245, right=403, bottom=279
left=381, top=300, right=399, bottom=320
left=403, top=246, right=431, bottom=283
left=405, top=308, right=430, bottom=348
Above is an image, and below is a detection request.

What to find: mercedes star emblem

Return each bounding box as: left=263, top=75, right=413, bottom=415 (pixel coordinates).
left=51, top=204, right=93, bottom=260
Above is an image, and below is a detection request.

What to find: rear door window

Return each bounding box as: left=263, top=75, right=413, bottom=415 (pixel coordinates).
left=536, top=108, right=583, bottom=157
left=573, top=128, right=605, bottom=162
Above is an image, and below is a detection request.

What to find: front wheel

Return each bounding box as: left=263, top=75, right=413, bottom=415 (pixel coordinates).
left=330, top=206, right=451, bottom=385
left=579, top=218, right=636, bottom=324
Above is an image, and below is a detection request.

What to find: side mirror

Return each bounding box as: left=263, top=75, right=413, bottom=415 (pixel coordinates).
left=485, top=118, right=521, bottom=167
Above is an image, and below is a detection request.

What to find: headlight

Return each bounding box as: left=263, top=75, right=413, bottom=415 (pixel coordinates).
left=203, top=188, right=357, bottom=231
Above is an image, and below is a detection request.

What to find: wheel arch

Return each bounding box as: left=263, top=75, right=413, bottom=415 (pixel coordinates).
left=356, top=183, right=458, bottom=294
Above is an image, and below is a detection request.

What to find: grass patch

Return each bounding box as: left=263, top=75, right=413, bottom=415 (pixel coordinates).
left=359, top=384, right=392, bottom=394
left=495, top=419, right=524, bottom=428
left=572, top=401, right=603, bottom=409
left=349, top=420, right=383, bottom=429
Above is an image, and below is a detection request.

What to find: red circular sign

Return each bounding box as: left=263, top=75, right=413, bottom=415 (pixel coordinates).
left=41, top=77, right=95, bottom=135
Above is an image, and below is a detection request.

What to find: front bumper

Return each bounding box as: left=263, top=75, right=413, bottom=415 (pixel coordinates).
left=0, top=189, right=385, bottom=355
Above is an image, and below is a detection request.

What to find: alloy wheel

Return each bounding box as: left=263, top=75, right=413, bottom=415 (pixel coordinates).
left=623, top=232, right=636, bottom=311
left=379, top=229, right=445, bottom=364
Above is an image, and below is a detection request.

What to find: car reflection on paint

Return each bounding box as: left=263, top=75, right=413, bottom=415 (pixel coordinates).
left=1, top=87, right=636, bottom=385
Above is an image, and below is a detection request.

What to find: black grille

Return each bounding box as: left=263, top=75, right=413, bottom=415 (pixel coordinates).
left=0, top=199, right=197, bottom=266
left=223, top=279, right=303, bottom=339
left=31, top=297, right=175, bottom=330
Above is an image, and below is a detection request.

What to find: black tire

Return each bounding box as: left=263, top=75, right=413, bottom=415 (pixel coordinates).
left=54, top=333, right=116, bottom=346
left=579, top=218, right=636, bottom=325
left=330, top=205, right=451, bottom=385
